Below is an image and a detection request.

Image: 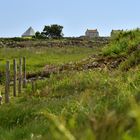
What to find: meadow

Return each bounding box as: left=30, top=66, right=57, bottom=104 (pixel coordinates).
left=0, top=46, right=99, bottom=72
left=0, top=30, right=140, bottom=140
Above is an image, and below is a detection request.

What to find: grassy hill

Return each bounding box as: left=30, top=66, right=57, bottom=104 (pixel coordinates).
left=102, top=28, right=140, bottom=70
left=0, top=30, right=140, bottom=140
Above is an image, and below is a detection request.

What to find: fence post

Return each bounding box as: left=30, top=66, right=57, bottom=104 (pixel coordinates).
left=23, top=57, right=26, bottom=88
left=5, top=61, right=10, bottom=103
left=13, top=59, right=17, bottom=97
left=18, top=58, right=22, bottom=94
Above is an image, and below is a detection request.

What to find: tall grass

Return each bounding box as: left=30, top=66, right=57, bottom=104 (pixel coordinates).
left=0, top=47, right=97, bottom=73
left=102, top=29, right=140, bottom=56
left=1, top=33, right=140, bottom=139
left=102, top=29, right=140, bottom=70
left=0, top=69, right=140, bottom=139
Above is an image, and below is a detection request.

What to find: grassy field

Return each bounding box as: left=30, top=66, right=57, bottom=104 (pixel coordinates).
left=0, top=47, right=99, bottom=72
left=1, top=69, right=140, bottom=140
left=0, top=30, right=140, bottom=140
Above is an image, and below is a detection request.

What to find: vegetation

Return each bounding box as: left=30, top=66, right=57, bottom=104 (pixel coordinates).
left=0, top=29, right=140, bottom=139
left=102, top=28, right=140, bottom=70
left=0, top=47, right=97, bottom=72
left=103, top=29, right=140, bottom=56
left=35, top=24, right=64, bottom=39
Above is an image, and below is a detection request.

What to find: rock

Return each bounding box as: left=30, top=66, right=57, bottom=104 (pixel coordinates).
left=83, top=64, right=89, bottom=70
left=110, top=61, right=119, bottom=68
left=92, top=62, right=99, bottom=67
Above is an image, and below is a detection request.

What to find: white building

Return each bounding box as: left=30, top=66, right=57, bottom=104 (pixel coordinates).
left=22, top=27, right=35, bottom=37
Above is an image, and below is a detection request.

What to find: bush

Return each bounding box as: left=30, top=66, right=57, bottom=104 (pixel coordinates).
left=102, top=29, right=140, bottom=57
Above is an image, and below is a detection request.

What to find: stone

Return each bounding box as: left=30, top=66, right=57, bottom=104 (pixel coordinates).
left=92, top=62, right=99, bottom=67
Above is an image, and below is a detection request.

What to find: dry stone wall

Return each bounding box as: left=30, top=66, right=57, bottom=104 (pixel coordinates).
left=0, top=37, right=110, bottom=48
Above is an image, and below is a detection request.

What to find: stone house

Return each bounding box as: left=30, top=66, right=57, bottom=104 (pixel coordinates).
left=85, top=29, right=99, bottom=38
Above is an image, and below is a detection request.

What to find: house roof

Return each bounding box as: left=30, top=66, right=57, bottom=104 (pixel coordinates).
left=22, top=27, right=35, bottom=37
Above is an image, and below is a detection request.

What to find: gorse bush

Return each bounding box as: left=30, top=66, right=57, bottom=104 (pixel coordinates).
left=102, top=29, right=140, bottom=70
left=102, top=29, right=140, bottom=56
left=119, top=50, right=140, bottom=71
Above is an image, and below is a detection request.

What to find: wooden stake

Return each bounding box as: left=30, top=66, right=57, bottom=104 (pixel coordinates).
left=23, top=57, right=26, bottom=88
left=18, top=58, right=22, bottom=94
left=5, top=61, right=10, bottom=103
left=13, top=59, right=17, bottom=97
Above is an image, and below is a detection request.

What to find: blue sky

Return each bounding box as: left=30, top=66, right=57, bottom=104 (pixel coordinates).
left=0, top=0, right=139, bottom=37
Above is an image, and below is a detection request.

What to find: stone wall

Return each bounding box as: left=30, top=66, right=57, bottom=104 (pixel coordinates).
left=0, top=37, right=110, bottom=48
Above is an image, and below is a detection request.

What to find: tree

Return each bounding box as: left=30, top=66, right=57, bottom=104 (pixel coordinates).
left=43, top=24, right=64, bottom=38
left=35, top=31, right=47, bottom=39
left=35, top=31, right=41, bottom=38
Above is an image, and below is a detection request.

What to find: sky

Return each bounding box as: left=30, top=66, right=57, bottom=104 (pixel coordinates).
left=0, top=0, right=140, bottom=37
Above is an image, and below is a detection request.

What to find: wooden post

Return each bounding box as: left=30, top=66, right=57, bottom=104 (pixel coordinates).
left=13, top=59, right=17, bottom=97
left=0, top=95, right=2, bottom=105
left=23, top=57, right=26, bottom=88
left=5, top=61, right=10, bottom=103
left=18, top=58, right=22, bottom=94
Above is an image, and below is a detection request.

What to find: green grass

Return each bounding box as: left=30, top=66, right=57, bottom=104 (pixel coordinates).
left=102, top=29, right=140, bottom=57
left=102, top=29, right=140, bottom=71
left=0, top=47, right=98, bottom=73
left=1, top=34, right=140, bottom=140
left=0, top=69, right=140, bottom=140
